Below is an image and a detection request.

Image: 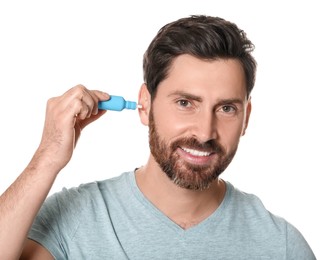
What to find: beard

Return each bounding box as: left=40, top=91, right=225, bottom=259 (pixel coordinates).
left=148, top=109, right=237, bottom=191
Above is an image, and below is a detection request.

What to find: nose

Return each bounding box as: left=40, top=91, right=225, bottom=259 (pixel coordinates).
left=192, top=110, right=218, bottom=143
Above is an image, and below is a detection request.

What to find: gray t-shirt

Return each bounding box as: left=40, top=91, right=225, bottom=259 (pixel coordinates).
left=28, top=171, right=315, bottom=259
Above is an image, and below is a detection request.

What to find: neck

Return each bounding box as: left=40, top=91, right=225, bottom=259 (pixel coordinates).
left=135, top=155, right=226, bottom=229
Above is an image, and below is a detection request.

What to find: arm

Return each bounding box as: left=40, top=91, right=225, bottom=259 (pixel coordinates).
left=286, top=223, right=316, bottom=259
left=0, top=85, right=109, bottom=259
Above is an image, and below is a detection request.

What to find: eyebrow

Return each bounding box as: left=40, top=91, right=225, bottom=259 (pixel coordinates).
left=168, top=91, right=202, bottom=102
left=167, top=91, right=245, bottom=105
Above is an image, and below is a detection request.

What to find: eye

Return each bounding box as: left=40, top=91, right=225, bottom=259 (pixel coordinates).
left=221, top=105, right=236, bottom=113
left=177, top=99, right=192, bottom=108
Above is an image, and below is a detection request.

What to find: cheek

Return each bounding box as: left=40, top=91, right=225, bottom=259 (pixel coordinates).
left=155, top=114, right=191, bottom=140
left=217, top=120, right=244, bottom=147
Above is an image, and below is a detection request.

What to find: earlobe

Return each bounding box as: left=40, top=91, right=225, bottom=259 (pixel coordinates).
left=138, top=83, right=151, bottom=126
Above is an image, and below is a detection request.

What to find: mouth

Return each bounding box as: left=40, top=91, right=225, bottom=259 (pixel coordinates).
left=180, top=147, right=212, bottom=157
left=177, top=146, right=216, bottom=165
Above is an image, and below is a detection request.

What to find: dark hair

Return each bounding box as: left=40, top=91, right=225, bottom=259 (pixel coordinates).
left=143, top=15, right=257, bottom=99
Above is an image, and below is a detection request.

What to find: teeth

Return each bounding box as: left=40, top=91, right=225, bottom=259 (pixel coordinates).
left=182, top=147, right=211, bottom=157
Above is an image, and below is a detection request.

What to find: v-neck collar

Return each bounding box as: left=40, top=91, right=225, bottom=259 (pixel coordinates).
left=127, top=171, right=232, bottom=236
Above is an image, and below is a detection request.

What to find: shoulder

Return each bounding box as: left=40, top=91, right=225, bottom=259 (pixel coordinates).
left=225, top=181, right=274, bottom=216
left=226, top=182, right=290, bottom=227
left=224, top=181, right=292, bottom=235
left=285, top=222, right=316, bottom=259
left=224, top=182, right=316, bottom=258
left=29, top=172, right=132, bottom=244
left=39, top=172, right=132, bottom=228
left=48, top=171, right=131, bottom=204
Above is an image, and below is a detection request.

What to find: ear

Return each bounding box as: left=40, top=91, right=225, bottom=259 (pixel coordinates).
left=138, top=83, right=151, bottom=126
left=242, top=97, right=252, bottom=136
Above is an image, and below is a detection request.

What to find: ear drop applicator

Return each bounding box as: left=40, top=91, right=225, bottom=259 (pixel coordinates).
left=98, top=95, right=142, bottom=111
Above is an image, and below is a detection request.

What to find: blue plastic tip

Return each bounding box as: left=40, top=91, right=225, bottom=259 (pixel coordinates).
left=98, top=95, right=137, bottom=111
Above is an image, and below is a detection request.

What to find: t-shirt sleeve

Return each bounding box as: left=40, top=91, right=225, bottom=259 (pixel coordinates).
left=286, top=223, right=316, bottom=259
left=28, top=187, right=83, bottom=259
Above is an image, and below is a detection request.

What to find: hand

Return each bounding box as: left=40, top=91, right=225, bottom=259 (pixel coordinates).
left=34, top=84, right=110, bottom=173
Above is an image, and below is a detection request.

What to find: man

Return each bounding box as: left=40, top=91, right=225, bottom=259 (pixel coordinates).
left=0, top=15, right=315, bottom=259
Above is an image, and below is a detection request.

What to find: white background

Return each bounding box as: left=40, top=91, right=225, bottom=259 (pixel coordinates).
left=0, top=1, right=332, bottom=258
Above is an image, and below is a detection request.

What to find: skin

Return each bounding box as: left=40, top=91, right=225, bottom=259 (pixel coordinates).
left=0, top=54, right=251, bottom=258
left=0, top=86, right=110, bottom=259
left=136, top=54, right=251, bottom=229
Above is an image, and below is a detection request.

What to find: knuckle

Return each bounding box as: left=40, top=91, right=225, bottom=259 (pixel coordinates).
left=46, top=97, right=56, bottom=110
left=75, top=84, right=86, bottom=91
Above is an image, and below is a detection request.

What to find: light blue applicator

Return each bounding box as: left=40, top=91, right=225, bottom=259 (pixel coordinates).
left=98, top=95, right=142, bottom=111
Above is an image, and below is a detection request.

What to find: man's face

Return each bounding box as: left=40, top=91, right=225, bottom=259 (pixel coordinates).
left=147, top=55, right=251, bottom=190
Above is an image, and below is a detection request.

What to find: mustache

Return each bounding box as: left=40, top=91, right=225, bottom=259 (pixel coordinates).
left=171, top=137, right=224, bottom=154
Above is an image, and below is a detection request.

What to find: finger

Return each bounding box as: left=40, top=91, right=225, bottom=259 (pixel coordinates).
left=51, top=85, right=109, bottom=125
left=79, top=109, right=107, bottom=129
left=61, top=86, right=99, bottom=118
left=75, top=100, right=90, bottom=120
left=80, top=90, right=110, bottom=117
left=73, top=86, right=96, bottom=118
left=90, top=90, right=110, bottom=115
left=92, top=90, right=110, bottom=101
left=69, top=87, right=110, bottom=117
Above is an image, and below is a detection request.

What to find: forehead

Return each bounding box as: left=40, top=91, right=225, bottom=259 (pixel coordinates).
left=158, top=54, right=247, bottom=100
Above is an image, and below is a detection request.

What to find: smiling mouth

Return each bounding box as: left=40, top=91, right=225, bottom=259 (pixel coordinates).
left=180, top=147, right=212, bottom=157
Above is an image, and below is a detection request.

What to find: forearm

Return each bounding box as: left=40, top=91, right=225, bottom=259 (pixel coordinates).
left=0, top=154, right=59, bottom=259
left=0, top=86, right=109, bottom=259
